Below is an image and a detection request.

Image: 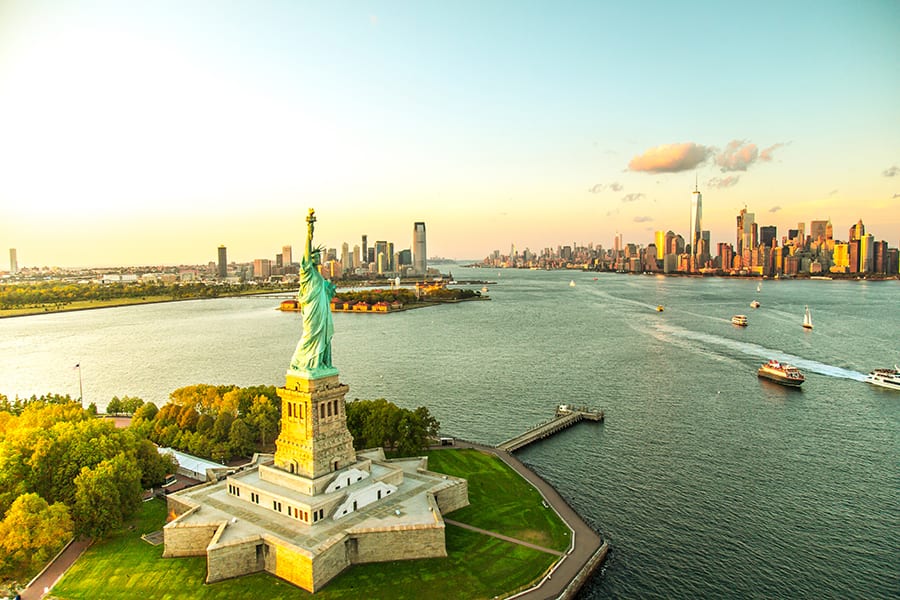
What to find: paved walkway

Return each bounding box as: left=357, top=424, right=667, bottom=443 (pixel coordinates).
left=19, top=538, right=91, bottom=600
left=452, top=441, right=606, bottom=599
left=444, top=519, right=564, bottom=556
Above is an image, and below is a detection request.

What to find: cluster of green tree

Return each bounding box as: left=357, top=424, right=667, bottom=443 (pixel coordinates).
left=334, top=288, right=419, bottom=305
left=0, top=394, right=176, bottom=580
left=334, top=287, right=478, bottom=306
left=421, top=287, right=479, bottom=300
left=0, top=281, right=288, bottom=309
left=345, top=398, right=440, bottom=456
left=0, top=392, right=77, bottom=415
left=105, top=395, right=146, bottom=415
left=134, top=384, right=281, bottom=464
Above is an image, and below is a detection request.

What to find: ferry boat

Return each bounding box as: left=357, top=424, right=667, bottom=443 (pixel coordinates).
left=757, top=359, right=805, bottom=386
left=865, top=367, right=900, bottom=391
left=802, top=305, right=813, bottom=329
left=750, top=300, right=760, bottom=308
left=731, top=315, right=748, bottom=326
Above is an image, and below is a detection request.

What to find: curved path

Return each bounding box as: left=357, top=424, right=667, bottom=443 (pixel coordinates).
left=452, top=441, right=607, bottom=599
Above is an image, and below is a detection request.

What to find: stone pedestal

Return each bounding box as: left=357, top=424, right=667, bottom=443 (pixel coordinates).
left=274, top=373, right=356, bottom=480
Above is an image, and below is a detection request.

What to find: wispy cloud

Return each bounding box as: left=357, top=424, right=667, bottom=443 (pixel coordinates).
left=708, top=175, right=741, bottom=188
left=769, top=205, right=781, bottom=213
left=883, top=165, right=899, bottom=177
left=893, top=193, right=900, bottom=199
left=759, top=142, right=787, bottom=162
left=633, top=216, right=653, bottom=223
left=588, top=181, right=623, bottom=194
left=622, top=193, right=644, bottom=203
left=628, top=143, right=712, bottom=173
left=826, top=189, right=838, bottom=197
left=716, top=140, right=759, bottom=172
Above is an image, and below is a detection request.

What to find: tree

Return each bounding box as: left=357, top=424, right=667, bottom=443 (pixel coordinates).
left=73, top=454, right=142, bottom=538
left=250, top=396, right=279, bottom=447
left=132, top=401, right=158, bottom=423
left=212, top=410, right=234, bottom=443
left=106, top=396, right=122, bottom=415
left=0, top=493, right=73, bottom=579
left=228, top=419, right=255, bottom=458
left=135, top=438, right=176, bottom=488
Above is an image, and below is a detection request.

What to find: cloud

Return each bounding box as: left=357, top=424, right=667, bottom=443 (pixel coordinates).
left=633, top=216, right=653, bottom=223
left=587, top=181, right=623, bottom=194
left=760, top=142, right=786, bottom=162
left=628, top=143, right=712, bottom=173
left=893, top=193, right=900, bottom=199
left=708, top=175, right=741, bottom=188
left=716, top=140, right=759, bottom=172
left=883, top=166, right=899, bottom=177
left=621, top=193, right=644, bottom=203
left=769, top=205, right=781, bottom=213
left=826, top=189, right=838, bottom=197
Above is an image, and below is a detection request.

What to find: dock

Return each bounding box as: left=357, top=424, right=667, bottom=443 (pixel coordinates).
left=497, top=405, right=604, bottom=453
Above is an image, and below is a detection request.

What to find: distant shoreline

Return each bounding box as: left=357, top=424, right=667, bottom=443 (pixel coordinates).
left=0, top=289, right=283, bottom=320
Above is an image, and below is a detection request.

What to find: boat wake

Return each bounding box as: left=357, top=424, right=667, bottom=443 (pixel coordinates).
left=654, top=324, right=867, bottom=382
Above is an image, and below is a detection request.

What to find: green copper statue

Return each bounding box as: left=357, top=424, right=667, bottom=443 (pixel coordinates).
left=289, top=209, right=338, bottom=378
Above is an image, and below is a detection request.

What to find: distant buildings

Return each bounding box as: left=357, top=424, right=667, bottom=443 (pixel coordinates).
left=9, top=248, right=17, bottom=275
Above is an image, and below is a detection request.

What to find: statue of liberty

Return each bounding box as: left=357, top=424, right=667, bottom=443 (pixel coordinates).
left=289, top=209, right=338, bottom=378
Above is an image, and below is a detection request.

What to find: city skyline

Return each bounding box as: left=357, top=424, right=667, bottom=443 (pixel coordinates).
left=1, top=1, right=898, bottom=267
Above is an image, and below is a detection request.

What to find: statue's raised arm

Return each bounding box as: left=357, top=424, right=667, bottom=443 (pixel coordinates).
left=289, top=208, right=338, bottom=379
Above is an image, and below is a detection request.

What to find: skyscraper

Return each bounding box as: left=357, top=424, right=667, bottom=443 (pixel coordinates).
left=654, top=231, right=666, bottom=260
left=9, top=248, right=17, bottom=274
left=340, top=243, right=349, bottom=270
left=760, top=226, right=777, bottom=248
left=736, top=208, right=747, bottom=256
left=217, top=245, right=227, bottom=278
left=690, top=184, right=702, bottom=272
left=413, top=222, right=427, bottom=275
left=361, top=235, right=368, bottom=264
left=282, top=245, right=293, bottom=267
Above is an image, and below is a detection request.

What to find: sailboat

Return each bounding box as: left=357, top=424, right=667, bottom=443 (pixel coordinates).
left=803, top=305, right=813, bottom=330
left=569, top=280, right=576, bottom=287
left=756, top=282, right=762, bottom=293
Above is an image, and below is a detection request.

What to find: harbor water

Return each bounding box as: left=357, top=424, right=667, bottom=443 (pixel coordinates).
left=1, top=268, right=897, bottom=598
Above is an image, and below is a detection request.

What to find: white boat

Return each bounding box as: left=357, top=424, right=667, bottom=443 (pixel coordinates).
left=750, top=300, right=760, bottom=308
left=756, top=282, right=761, bottom=293
left=865, top=367, right=900, bottom=391
left=569, top=280, right=576, bottom=287
left=732, top=315, right=748, bottom=326
left=803, top=305, right=813, bottom=329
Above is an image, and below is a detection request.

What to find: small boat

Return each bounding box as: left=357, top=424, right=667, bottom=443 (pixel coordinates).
left=481, top=286, right=488, bottom=293
left=593, top=277, right=598, bottom=281
left=569, top=280, right=576, bottom=287
left=732, top=315, right=748, bottom=326
left=757, top=282, right=762, bottom=293
left=750, top=300, right=760, bottom=308
left=803, top=305, right=813, bottom=329
left=865, top=367, right=900, bottom=391
left=757, top=359, right=805, bottom=386
left=656, top=305, right=664, bottom=312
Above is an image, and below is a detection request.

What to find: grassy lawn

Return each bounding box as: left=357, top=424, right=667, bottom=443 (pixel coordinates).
left=52, top=450, right=565, bottom=599
left=425, top=449, right=572, bottom=552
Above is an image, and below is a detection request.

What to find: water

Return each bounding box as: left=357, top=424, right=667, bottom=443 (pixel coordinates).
left=1, top=270, right=898, bottom=598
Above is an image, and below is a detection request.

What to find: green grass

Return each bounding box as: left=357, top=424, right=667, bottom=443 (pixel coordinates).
left=425, top=449, right=572, bottom=552
left=52, top=449, right=566, bottom=599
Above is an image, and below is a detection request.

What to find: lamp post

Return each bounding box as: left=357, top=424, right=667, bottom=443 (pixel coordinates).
left=75, top=363, right=83, bottom=407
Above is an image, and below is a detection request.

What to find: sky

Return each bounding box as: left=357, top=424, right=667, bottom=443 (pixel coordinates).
left=1, top=1, right=898, bottom=268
